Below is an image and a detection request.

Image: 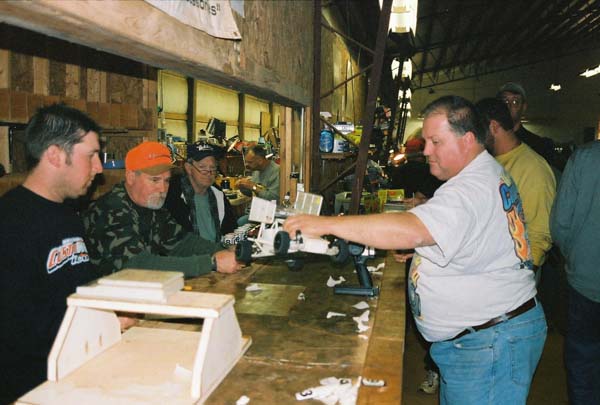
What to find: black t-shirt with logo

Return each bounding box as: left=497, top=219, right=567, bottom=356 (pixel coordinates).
left=0, top=186, right=97, bottom=404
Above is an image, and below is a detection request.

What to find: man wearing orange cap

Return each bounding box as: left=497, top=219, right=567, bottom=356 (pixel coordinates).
left=83, top=141, right=243, bottom=277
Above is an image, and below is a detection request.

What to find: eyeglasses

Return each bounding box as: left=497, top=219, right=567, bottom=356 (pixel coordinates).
left=502, top=98, right=522, bottom=107
left=192, top=165, right=218, bottom=176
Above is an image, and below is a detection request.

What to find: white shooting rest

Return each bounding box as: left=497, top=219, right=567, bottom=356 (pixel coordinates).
left=17, top=290, right=251, bottom=404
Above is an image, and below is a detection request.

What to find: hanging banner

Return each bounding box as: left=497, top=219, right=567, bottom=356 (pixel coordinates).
left=145, top=0, right=241, bottom=40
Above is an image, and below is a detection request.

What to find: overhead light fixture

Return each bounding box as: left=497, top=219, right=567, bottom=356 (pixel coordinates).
left=549, top=84, right=561, bottom=91
left=387, top=0, right=418, bottom=34
left=580, top=64, right=600, bottom=78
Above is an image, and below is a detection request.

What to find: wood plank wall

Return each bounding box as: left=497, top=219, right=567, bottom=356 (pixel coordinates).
left=0, top=24, right=157, bottom=133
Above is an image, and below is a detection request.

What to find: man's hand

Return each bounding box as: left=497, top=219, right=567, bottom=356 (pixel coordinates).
left=236, top=178, right=254, bottom=191
left=117, top=312, right=140, bottom=332
left=214, top=250, right=244, bottom=273
left=283, top=214, right=328, bottom=238
left=392, top=249, right=415, bottom=263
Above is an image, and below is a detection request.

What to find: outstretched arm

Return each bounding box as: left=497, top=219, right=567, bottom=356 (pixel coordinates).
left=283, top=211, right=434, bottom=251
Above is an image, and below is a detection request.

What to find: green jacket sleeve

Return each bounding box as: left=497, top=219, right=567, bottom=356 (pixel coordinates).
left=124, top=251, right=213, bottom=278
left=83, top=183, right=221, bottom=277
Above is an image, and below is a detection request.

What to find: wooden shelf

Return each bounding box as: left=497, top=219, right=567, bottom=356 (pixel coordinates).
left=320, top=152, right=355, bottom=160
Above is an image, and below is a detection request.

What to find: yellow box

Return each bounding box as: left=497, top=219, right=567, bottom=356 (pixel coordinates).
left=386, top=189, right=405, bottom=202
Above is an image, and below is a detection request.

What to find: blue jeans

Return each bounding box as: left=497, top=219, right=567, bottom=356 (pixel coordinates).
left=430, top=300, right=547, bottom=405
left=565, top=285, right=600, bottom=405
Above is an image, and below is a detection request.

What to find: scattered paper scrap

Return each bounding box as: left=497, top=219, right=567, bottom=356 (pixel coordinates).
left=362, top=378, right=385, bottom=387
left=246, top=283, right=262, bottom=292
left=358, top=334, right=368, bottom=340
left=354, top=310, right=370, bottom=323
left=353, top=310, right=370, bottom=332
left=366, top=262, right=385, bottom=273
left=352, top=301, right=369, bottom=310
left=236, top=395, right=250, bottom=405
left=327, top=311, right=346, bottom=319
left=298, top=292, right=306, bottom=300
left=296, top=377, right=359, bottom=405
left=327, top=276, right=346, bottom=287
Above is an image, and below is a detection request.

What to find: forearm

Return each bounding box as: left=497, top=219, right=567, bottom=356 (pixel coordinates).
left=257, top=187, right=279, bottom=201
left=126, top=251, right=213, bottom=278
left=528, top=232, right=553, bottom=266
left=170, top=232, right=221, bottom=256
left=284, top=212, right=433, bottom=250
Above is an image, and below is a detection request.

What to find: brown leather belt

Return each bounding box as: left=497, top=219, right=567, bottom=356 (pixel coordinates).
left=449, top=297, right=537, bottom=341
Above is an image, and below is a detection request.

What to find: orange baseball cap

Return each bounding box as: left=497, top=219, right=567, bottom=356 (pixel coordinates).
left=405, top=137, right=425, bottom=154
left=125, top=141, right=175, bottom=175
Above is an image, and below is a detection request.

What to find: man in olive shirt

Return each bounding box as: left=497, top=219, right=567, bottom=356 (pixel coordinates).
left=83, top=142, right=243, bottom=277
left=237, top=145, right=280, bottom=202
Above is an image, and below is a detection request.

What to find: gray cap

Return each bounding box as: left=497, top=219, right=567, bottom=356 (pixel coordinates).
left=498, top=82, right=526, bottom=100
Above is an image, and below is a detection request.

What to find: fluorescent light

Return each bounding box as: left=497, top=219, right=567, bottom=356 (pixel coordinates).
left=402, top=60, right=413, bottom=79
left=388, top=0, right=418, bottom=34
left=550, top=84, right=561, bottom=91
left=391, top=58, right=400, bottom=79
left=580, top=64, right=600, bottom=78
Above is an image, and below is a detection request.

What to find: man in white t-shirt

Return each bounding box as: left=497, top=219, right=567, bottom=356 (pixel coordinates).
left=284, top=96, right=546, bottom=405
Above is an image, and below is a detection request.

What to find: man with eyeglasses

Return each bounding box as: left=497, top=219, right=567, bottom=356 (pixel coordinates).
left=83, top=141, right=243, bottom=278
left=497, top=82, right=559, bottom=170
left=237, top=144, right=280, bottom=202
left=165, top=142, right=237, bottom=243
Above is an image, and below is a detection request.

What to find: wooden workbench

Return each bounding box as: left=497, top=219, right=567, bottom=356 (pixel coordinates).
left=140, top=252, right=406, bottom=404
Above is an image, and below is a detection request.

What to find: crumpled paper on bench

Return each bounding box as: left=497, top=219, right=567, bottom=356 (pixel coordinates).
left=295, top=376, right=360, bottom=405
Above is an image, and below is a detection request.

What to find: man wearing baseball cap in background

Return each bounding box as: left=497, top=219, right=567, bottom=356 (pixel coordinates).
left=83, top=141, right=243, bottom=277
left=165, top=141, right=237, bottom=243
left=497, top=82, right=559, bottom=170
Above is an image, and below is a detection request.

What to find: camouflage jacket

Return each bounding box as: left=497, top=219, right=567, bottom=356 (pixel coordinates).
left=83, top=183, right=219, bottom=278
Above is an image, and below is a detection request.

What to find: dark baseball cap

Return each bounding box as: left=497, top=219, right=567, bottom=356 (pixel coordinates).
left=186, top=141, right=224, bottom=162
left=497, top=82, right=526, bottom=100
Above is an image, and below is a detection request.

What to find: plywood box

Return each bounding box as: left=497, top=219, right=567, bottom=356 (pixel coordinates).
left=17, top=280, right=251, bottom=405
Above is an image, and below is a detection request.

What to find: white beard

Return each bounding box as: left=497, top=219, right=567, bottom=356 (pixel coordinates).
left=146, top=192, right=167, bottom=210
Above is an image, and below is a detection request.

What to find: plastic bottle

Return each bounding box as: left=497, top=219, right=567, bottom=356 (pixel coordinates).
left=282, top=191, right=292, bottom=208
left=319, top=129, right=334, bottom=153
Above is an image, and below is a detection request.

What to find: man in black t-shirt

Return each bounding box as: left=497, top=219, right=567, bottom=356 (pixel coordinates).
left=0, top=104, right=103, bottom=404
